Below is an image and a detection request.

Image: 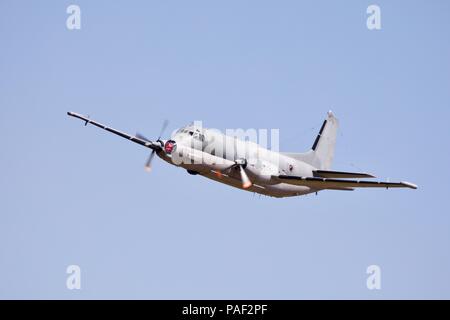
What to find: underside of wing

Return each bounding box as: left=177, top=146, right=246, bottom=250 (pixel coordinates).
left=276, top=175, right=418, bottom=190
left=313, top=170, right=375, bottom=179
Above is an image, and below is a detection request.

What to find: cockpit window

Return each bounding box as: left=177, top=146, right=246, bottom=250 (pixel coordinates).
left=193, top=132, right=205, bottom=141
left=176, top=127, right=205, bottom=142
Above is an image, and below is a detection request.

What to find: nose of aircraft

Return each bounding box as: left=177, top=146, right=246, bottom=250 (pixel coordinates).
left=164, top=140, right=176, bottom=154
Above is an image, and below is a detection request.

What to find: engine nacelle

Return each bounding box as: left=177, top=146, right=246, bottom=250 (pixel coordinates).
left=245, top=160, right=279, bottom=185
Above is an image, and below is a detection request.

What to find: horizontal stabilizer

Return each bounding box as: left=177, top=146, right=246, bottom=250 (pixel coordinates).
left=313, top=170, right=375, bottom=179
left=276, top=175, right=418, bottom=190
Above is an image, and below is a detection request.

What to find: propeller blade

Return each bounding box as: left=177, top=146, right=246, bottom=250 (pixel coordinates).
left=239, top=165, right=252, bottom=189
left=140, top=119, right=169, bottom=173
left=158, top=119, right=169, bottom=140
left=136, top=132, right=151, bottom=142
left=144, top=150, right=156, bottom=172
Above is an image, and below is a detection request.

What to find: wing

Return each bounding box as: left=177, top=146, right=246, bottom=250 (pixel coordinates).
left=313, top=170, right=375, bottom=179
left=276, top=175, right=418, bottom=190
left=67, top=112, right=161, bottom=150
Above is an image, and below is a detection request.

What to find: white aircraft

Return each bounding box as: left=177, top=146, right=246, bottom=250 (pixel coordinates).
left=68, top=111, right=417, bottom=198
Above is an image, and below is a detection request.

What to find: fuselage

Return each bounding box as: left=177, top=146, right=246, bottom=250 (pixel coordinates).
left=157, top=123, right=318, bottom=198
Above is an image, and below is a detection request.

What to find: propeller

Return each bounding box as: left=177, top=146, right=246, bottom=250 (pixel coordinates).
left=215, top=158, right=253, bottom=189
left=144, top=150, right=156, bottom=172
left=137, top=120, right=169, bottom=172
left=238, top=164, right=253, bottom=189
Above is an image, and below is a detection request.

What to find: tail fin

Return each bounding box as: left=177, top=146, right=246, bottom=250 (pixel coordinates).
left=310, top=111, right=339, bottom=170
left=283, top=111, right=339, bottom=170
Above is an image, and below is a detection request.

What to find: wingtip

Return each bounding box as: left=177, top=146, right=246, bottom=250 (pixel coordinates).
left=401, top=181, right=418, bottom=189
left=362, top=172, right=376, bottom=178
left=67, top=111, right=81, bottom=118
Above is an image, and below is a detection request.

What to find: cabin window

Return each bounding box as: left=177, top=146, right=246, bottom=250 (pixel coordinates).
left=193, top=132, right=205, bottom=142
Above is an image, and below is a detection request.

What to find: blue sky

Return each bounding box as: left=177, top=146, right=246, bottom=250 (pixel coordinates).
left=1, top=0, right=449, bottom=299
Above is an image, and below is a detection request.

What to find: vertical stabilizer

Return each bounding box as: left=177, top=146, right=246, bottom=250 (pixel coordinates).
left=311, top=111, right=339, bottom=170
left=283, top=111, right=339, bottom=170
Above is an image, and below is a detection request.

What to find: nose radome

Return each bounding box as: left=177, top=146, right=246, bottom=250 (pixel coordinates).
left=164, top=140, right=176, bottom=154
